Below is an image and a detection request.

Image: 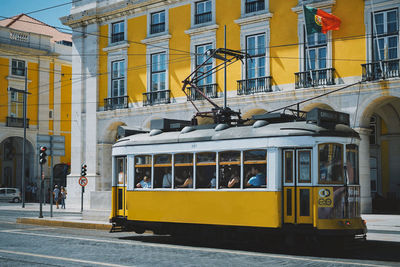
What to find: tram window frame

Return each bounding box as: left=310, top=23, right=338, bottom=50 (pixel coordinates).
left=219, top=151, right=241, bottom=189
left=174, top=153, right=194, bottom=189
left=196, top=152, right=217, bottom=189
left=154, top=154, right=172, bottom=189
left=284, top=150, right=294, bottom=184
left=346, top=144, right=359, bottom=185
left=244, top=149, right=267, bottom=189
left=297, top=150, right=311, bottom=183
left=318, top=143, right=344, bottom=184
left=134, top=155, right=152, bottom=189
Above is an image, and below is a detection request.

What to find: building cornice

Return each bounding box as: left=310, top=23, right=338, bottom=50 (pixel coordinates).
left=103, top=41, right=130, bottom=52
left=141, top=34, right=172, bottom=45
left=234, top=12, right=273, bottom=26
left=184, top=24, right=219, bottom=36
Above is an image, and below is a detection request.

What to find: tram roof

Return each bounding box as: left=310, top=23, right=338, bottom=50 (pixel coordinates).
left=113, top=121, right=359, bottom=147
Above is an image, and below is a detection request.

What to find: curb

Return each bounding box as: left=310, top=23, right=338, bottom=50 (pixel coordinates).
left=17, top=218, right=112, bottom=231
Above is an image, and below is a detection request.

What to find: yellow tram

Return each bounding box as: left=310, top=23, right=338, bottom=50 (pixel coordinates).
left=110, top=108, right=367, bottom=242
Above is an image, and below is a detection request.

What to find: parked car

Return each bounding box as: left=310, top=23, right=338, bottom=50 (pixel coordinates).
left=0, top=188, right=21, bottom=203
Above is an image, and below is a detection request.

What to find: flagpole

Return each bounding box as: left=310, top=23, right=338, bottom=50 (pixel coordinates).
left=302, top=5, right=315, bottom=87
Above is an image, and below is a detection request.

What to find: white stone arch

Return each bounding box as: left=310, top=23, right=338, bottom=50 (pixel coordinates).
left=101, top=121, right=127, bottom=144
left=301, top=102, right=335, bottom=112
left=141, top=115, right=163, bottom=129
left=240, top=106, right=268, bottom=125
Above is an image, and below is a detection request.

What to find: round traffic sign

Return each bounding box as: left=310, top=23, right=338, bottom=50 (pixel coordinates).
left=79, top=176, right=88, bottom=187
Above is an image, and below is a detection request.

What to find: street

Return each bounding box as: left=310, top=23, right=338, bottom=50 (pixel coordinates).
left=0, top=204, right=399, bottom=266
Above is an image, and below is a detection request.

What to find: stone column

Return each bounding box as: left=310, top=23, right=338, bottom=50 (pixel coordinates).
left=355, top=127, right=372, bottom=213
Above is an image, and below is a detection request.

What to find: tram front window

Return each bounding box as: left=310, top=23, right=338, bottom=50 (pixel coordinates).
left=135, top=155, right=152, bottom=189
left=174, top=153, right=193, bottom=188
left=319, top=143, right=343, bottom=184
left=116, top=157, right=126, bottom=185
left=346, top=144, right=359, bottom=185
left=196, top=152, right=216, bottom=188
left=219, top=151, right=241, bottom=189
left=153, top=154, right=172, bottom=188
left=244, top=150, right=267, bottom=188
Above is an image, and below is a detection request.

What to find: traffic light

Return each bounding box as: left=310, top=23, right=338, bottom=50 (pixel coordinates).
left=39, top=146, right=47, bottom=165
left=81, top=164, right=87, bottom=177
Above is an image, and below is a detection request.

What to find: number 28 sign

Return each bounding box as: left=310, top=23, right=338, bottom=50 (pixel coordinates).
left=79, top=176, right=88, bottom=187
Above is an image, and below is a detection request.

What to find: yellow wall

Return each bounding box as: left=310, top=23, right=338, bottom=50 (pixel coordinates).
left=169, top=4, right=191, bottom=97
left=27, top=62, right=39, bottom=126
left=270, top=0, right=299, bottom=85
left=98, top=24, right=108, bottom=109
left=60, top=64, right=72, bottom=164
left=127, top=16, right=147, bottom=103
left=126, top=191, right=281, bottom=228
left=0, top=57, right=9, bottom=123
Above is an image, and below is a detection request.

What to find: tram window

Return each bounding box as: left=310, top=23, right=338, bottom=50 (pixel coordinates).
left=346, top=145, right=359, bottom=185
left=174, top=153, right=193, bottom=188
left=318, top=144, right=343, bottom=184
left=135, top=155, right=152, bottom=189
left=196, top=152, right=216, bottom=189
left=284, top=151, right=294, bottom=183
left=116, top=157, right=126, bottom=185
left=219, top=151, right=240, bottom=189
left=298, top=150, right=311, bottom=183
left=154, top=154, right=172, bottom=188
left=244, top=150, right=267, bottom=188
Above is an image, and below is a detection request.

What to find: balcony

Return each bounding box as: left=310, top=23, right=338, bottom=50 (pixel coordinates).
left=150, top=23, right=165, bottom=34
left=143, top=90, right=170, bottom=106
left=6, top=117, right=29, bottom=128
left=104, top=96, right=129, bottom=111
left=195, top=12, right=212, bottom=25
left=237, top=76, right=272, bottom=95
left=295, top=68, right=335, bottom=89
left=186, top=84, right=218, bottom=101
left=245, top=0, right=265, bottom=13
left=111, top=32, right=124, bottom=43
left=362, top=59, right=400, bottom=81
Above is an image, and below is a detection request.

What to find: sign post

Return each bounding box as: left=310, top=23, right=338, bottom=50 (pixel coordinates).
left=79, top=176, right=88, bottom=212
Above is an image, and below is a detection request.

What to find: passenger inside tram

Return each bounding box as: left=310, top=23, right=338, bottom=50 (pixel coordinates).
left=246, top=166, right=266, bottom=188
left=227, top=169, right=240, bottom=188
left=176, top=170, right=193, bottom=188
left=135, top=168, right=151, bottom=188
left=136, top=174, right=151, bottom=188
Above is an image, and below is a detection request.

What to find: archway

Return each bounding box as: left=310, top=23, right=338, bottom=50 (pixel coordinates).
left=0, top=136, right=34, bottom=190
left=358, top=96, right=400, bottom=213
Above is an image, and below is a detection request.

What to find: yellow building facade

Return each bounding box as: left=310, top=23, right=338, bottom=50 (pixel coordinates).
left=0, top=14, right=72, bottom=197
left=62, top=0, right=400, bottom=213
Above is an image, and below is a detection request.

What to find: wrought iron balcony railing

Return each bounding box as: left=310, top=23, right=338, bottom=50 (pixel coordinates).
left=295, top=68, right=335, bottom=89
left=186, top=83, right=218, bottom=101
left=111, top=32, right=124, bottom=43
left=237, top=76, right=272, bottom=95
left=6, top=116, right=29, bottom=128
left=362, top=59, right=400, bottom=81
left=150, top=23, right=165, bottom=34
left=104, top=96, right=129, bottom=111
left=245, top=0, right=265, bottom=13
left=195, top=12, right=212, bottom=25
left=143, top=90, right=171, bottom=106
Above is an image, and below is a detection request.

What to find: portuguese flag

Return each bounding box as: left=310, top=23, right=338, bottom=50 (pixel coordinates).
left=303, top=5, right=341, bottom=34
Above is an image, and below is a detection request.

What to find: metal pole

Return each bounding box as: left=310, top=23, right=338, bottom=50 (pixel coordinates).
left=81, top=186, right=84, bottom=212
left=39, top=164, right=43, bottom=218
left=22, top=66, right=27, bottom=208
left=224, top=25, right=227, bottom=109
left=50, top=136, right=53, bottom=217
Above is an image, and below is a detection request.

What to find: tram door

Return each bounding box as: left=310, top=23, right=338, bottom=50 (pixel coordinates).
left=283, top=149, right=313, bottom=225
left=116, top=157, right=127, bottom=217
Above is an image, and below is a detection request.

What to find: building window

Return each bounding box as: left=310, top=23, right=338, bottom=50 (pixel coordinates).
left=246, top=33, right=266, bottom=81
left=111, top=60, right=125, bottom=98
left=11, top=59, right=25, bottom=76
left=373, top=9, right=398, bottom=62
left=10, top=91, right=23, bottom=117
left=305, top=31, right=327, bottom=71
left=369, top=115, right=377, bottom=145
left=151, top=11, right=165, bottom=34
left=151, top=52, right=166, bottom=92
left=195, top=0, right=212, bottom=25
left=111, top=21, right=124, bottom=43
left=245, top=0, right=265, bottom=14
left=196, top=43, right=213, bottom=86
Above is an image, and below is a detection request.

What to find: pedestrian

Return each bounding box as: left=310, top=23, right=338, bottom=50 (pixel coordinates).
left=60, top=186, right=67, bottom=209
left=53, top=185, right=60, bottom=209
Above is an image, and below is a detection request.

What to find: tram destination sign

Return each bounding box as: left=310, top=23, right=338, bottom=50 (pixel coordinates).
left=37, top=134, right=65, bottom=156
